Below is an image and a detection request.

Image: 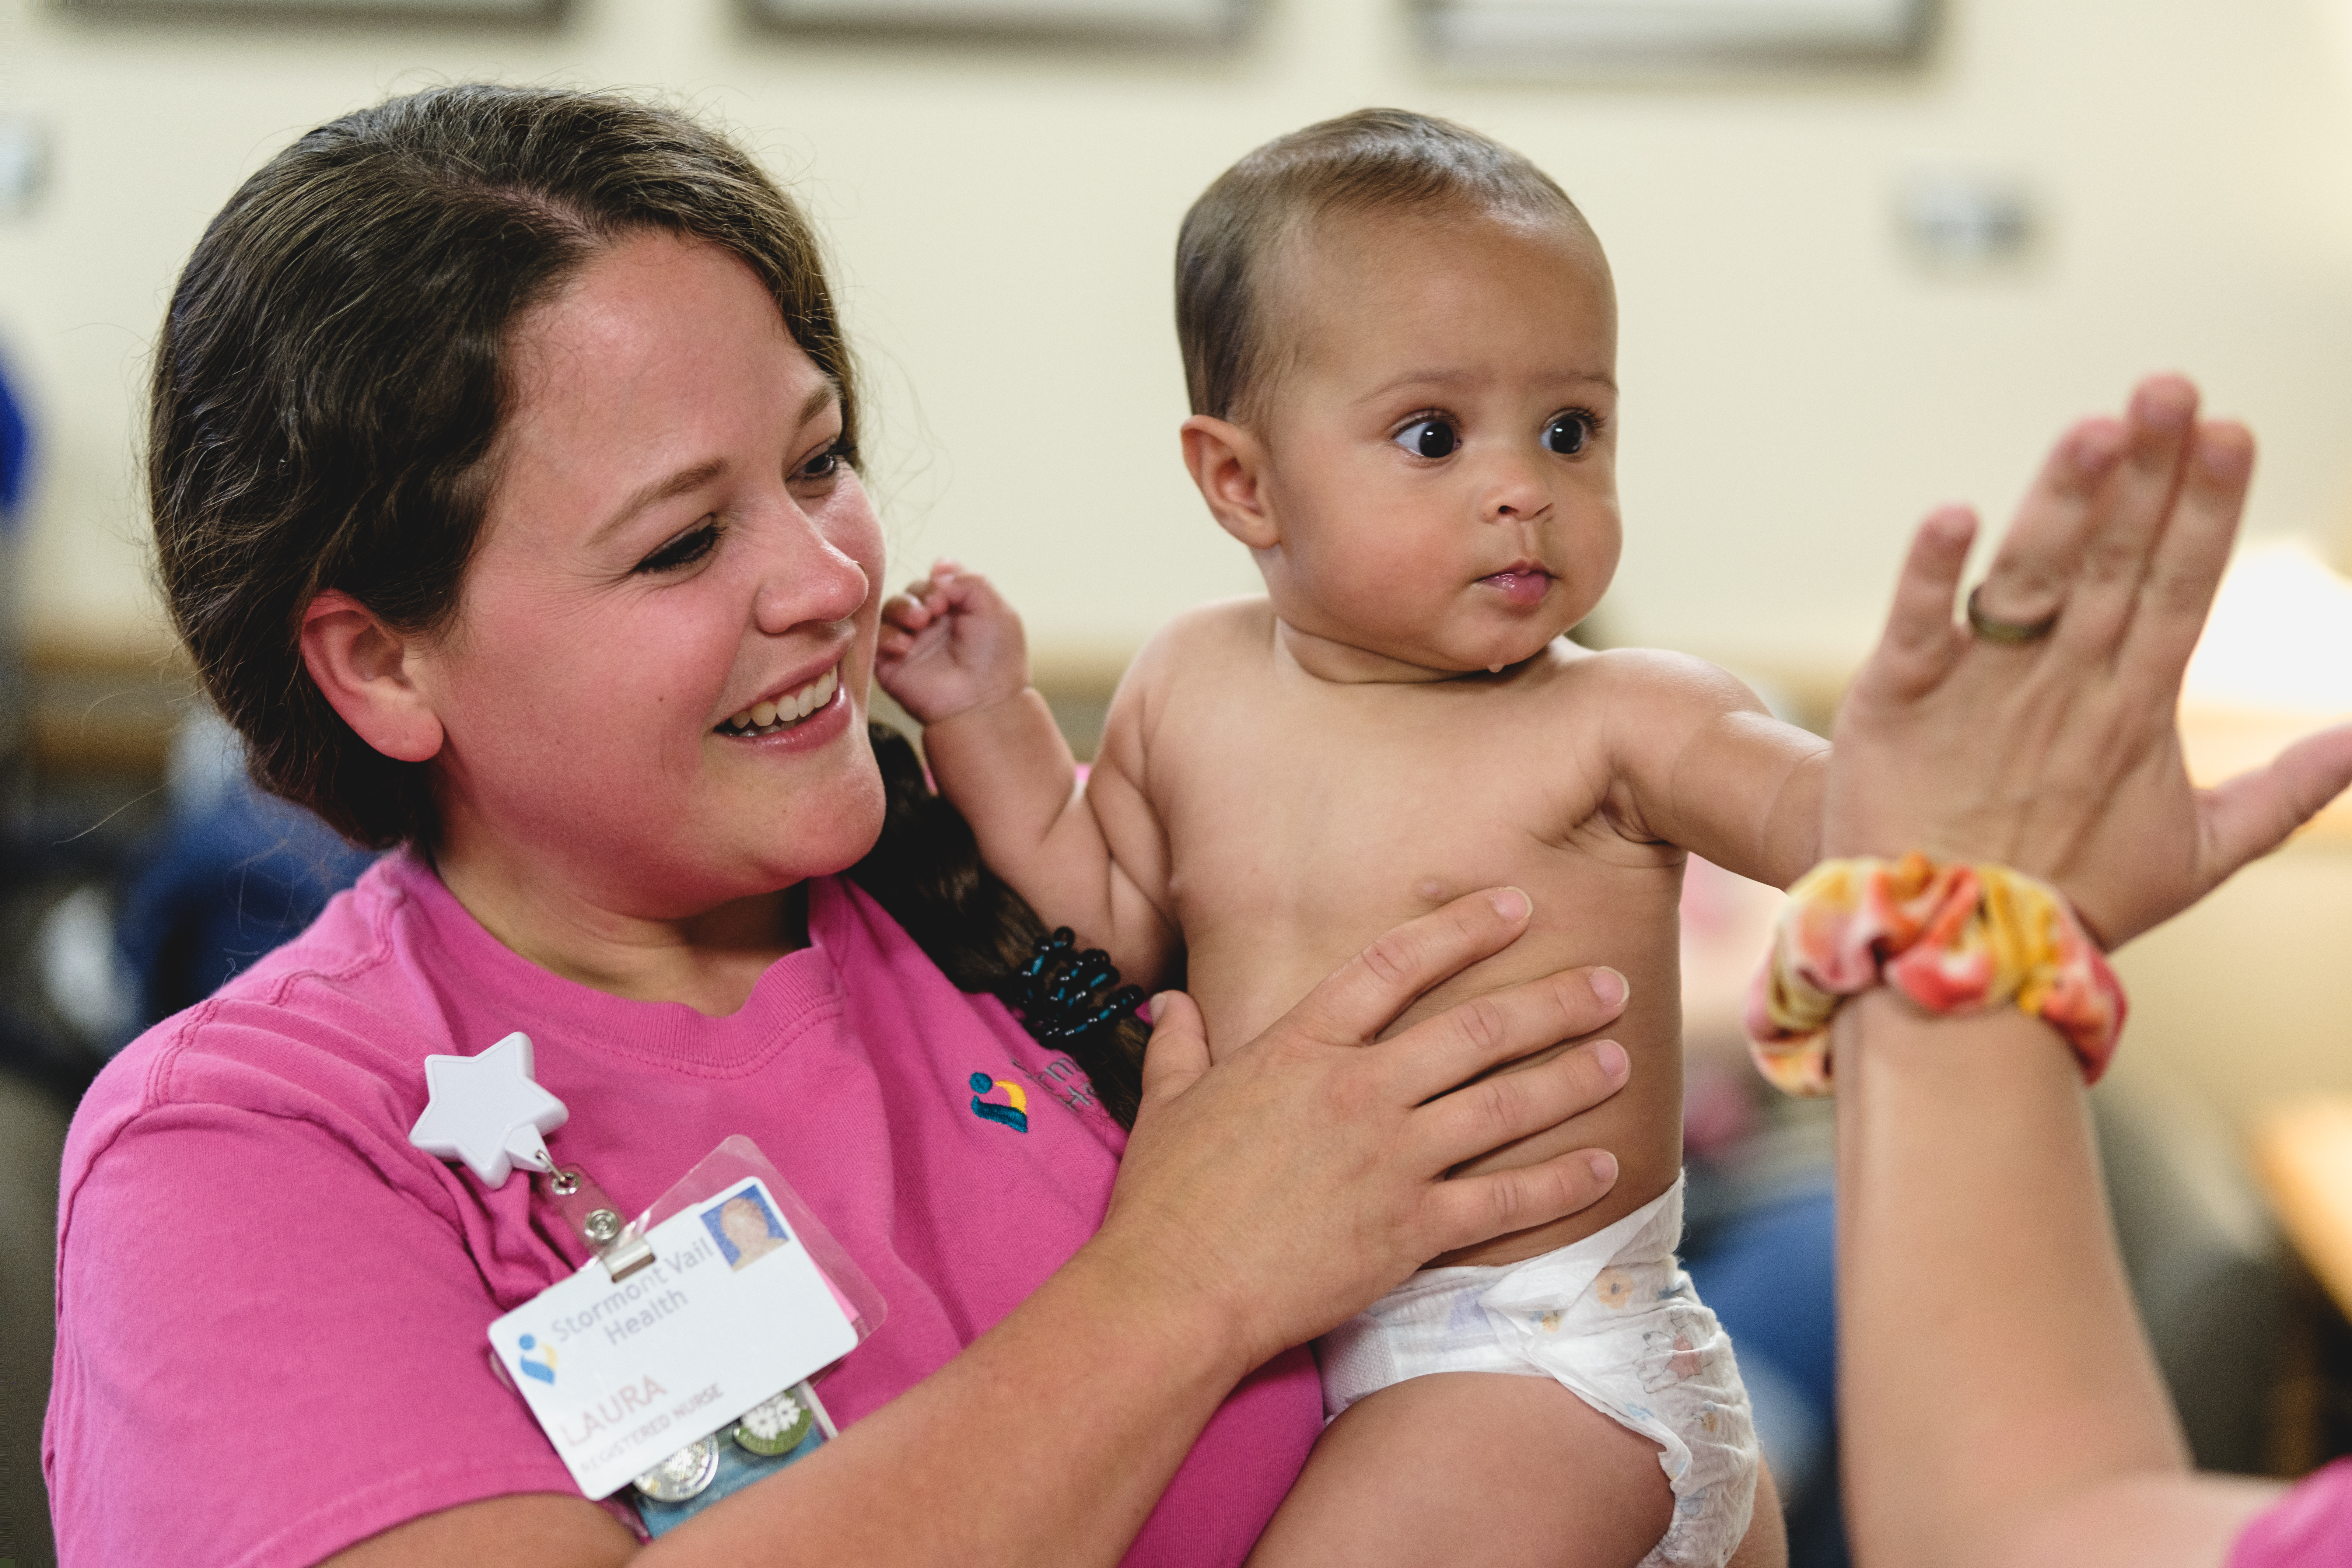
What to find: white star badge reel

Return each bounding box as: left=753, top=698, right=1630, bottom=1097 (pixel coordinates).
left=409, top=1031, right=568, bottom=1186
left=408, top=1035, right=884, bottom=1529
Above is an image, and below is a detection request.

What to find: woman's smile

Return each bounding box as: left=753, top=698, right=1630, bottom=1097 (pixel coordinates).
left=718, top=664, right=845, bottom=739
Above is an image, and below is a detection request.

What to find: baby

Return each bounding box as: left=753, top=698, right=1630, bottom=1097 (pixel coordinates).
left=876, top=110, right=1824, bottom=1568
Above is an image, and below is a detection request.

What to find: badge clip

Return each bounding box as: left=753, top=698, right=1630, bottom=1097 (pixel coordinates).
left=409, top=1029, right=655, bottom=1282
left=540, top=1164, right=657, bottom=1282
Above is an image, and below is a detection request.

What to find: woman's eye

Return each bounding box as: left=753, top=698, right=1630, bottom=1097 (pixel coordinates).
left=793, top=440, right=852, bottom=483
left=634, top=522, right=720, bottom=575
left=1544, top=414, right=1592, bottom=456
left=1393, top=418, right=1459, bottom=460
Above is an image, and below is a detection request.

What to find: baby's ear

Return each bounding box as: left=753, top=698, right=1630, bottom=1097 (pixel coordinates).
left=1180, top=416, right=1279, bottom=551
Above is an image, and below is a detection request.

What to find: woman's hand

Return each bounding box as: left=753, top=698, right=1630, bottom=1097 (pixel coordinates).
left=1825, top=374, right=2352, bottom=945
left=1093, top=887, right=1632, bottom=1375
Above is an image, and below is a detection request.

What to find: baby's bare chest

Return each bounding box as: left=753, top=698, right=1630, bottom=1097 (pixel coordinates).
left=1145, top=690, right=1686, bottom=1055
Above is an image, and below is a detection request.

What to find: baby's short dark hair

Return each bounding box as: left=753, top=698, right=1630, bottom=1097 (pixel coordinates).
left=1174, top=107, right=1596, bottom=424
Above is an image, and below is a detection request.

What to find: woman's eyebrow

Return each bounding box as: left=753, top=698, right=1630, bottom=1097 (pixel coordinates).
left=590, top=458, right=727, bottom=545
left=586, top=383, right=841, bottom=544
left=799, top=381, right=840, bottom=429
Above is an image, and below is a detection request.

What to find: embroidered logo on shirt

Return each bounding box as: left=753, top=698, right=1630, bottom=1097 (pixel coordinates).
left=1018, top=1053, right=1099, bottom=1116
left=517, top=1333, right=558, bottom=1384
left=968, top=1072, right=1029, bottom=1133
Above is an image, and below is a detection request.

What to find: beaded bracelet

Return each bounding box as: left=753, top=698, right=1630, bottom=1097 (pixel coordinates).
left=1742, top=853, right=2126, bottom=1098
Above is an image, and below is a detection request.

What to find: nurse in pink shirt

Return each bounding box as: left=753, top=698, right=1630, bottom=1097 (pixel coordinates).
left=43, top=84, right=1645, bottom=1567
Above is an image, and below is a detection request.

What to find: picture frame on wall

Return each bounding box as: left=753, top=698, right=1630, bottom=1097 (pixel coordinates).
left=740, top=0, right=1248, bottom=45
left=61, top=0, right=560, bottom=18
left=1420, top=0, right=1934, bottom=74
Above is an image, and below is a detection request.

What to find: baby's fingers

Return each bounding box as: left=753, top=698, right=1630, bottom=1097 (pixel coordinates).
left=880, top=590, right=936, bottom=632
left=1419, top=1147, right=1621, bottom=1261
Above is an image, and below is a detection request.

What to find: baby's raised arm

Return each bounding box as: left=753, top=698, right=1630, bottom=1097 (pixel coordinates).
left=875, top=564, right=1180, bottom=988
left=1586, top=649, right=1829, bottom=889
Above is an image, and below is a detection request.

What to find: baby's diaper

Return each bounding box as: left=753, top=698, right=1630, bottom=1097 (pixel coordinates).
left=1317, top=1179, right=1758, bottom=1568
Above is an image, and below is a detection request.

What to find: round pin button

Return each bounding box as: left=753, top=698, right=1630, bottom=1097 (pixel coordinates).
left=633, top=1435, right=720, bottom=1503
left=732, top=1387, right=814, bottom=1457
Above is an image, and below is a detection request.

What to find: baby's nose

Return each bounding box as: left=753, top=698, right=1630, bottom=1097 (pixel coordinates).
left=1477, top=448, right=1553, bottom=523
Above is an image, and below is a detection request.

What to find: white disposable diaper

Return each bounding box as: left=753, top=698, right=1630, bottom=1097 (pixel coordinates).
left=1316, top=1179, right=1758, bottom=1568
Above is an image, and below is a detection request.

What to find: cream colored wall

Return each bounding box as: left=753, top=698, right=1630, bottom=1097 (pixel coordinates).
left=11, top=0, right=2352, bottom=668
left=2114, top=834, right=2352, bottom=1128
left=8, top=0, right=2352, bottom=1114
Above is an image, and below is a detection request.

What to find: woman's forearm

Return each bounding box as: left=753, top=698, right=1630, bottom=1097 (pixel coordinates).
left=336, top=1236, right=1253, bottom=1568
left=1833, top=991, right=2191, bottom=1567
left=652, top=1236, right=1250, bottom=1566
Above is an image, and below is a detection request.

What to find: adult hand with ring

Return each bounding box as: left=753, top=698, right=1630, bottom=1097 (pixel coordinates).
left=1822, top=373, right=2352, bottom=947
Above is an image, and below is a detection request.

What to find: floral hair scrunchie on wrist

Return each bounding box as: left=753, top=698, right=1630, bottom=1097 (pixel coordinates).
left=1743, top=852, right=2127, bottom=1098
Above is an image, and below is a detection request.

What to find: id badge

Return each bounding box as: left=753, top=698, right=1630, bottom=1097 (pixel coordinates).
left=489, top=1136, right=884, bottom=1517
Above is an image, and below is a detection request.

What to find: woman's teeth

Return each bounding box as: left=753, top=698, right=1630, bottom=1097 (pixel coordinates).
left=721, top=667, right=837, bottom=736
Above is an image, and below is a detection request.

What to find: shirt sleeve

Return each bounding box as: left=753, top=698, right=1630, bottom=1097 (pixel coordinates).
left=46, top=1102, right=603, bottom=1568
left=2231, top=1458, right=2352, bottom=1568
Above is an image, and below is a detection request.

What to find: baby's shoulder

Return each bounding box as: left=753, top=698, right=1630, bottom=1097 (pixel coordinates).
left=1150, top=595, right=1273, bottom=650
left=1126, top=597, right=1274, bottom=684
left=1543, top=644, right=1768, bottom=717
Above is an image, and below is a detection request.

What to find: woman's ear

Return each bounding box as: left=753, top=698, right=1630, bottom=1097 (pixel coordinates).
left=299, top=591, right=445, bottom=764
left=1180, top=415, right=1280, bottom=551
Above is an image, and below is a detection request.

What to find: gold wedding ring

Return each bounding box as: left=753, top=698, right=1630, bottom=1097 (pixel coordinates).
left=1966, top=585, right=2059, bottom=645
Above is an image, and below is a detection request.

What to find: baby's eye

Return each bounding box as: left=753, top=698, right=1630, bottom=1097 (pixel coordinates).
left=1393, top=418, right=1459, bottom=460
left=1543, top=414, right=1593, bottom=457
left=634, top=520, right=721, bottom=575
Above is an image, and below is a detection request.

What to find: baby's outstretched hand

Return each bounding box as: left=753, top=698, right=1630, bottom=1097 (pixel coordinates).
left=875, top=560, right=1032, bottom=724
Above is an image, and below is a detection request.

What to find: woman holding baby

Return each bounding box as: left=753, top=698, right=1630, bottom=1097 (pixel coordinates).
left=40, top=82, right=2352, bottom=1568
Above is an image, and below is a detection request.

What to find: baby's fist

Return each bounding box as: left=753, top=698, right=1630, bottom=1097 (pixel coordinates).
left=875, top=560, right=1032, bottom=724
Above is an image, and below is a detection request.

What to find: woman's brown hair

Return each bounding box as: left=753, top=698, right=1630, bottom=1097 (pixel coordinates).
left=152, top=84, right=1145, bottom=1123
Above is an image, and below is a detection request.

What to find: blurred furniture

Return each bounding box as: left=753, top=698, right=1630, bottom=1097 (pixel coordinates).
left=2250, top=1096, right=2352, bottom=1473
left=2098, top=1067, right=2287, bottom=1477
left=0, top=1070, right=68, bottom=1568
left=2253, top=1097, right=2352, bottom=1320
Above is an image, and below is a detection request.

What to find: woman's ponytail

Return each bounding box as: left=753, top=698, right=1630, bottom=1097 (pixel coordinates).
left=849, top=724, right=1149, bottom=1129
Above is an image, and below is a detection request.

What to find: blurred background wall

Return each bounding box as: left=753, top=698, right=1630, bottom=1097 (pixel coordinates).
left=10, top=0, right=2352, bottom=672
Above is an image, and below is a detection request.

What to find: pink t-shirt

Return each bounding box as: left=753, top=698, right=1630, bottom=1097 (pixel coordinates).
left=46, top=854, right=1318, bottom=1567
left=2232, top=1458, right=2352, bottom=1568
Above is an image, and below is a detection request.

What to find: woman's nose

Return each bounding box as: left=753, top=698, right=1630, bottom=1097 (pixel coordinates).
left=752, top=514, right=870, bottom=637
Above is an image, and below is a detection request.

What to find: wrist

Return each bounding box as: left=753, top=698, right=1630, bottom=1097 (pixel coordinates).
left=1056, top=1224, right=1261, bottom=1392
left=917, top=681, right=1039, bottom=732
left=1747, top=852, right=2125, bottom=1099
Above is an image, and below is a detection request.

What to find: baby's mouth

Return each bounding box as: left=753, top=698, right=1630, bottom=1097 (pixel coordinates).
left=717, top=666, right=839, bottom=737
left=1479, top=569, right=1555, bottom=608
